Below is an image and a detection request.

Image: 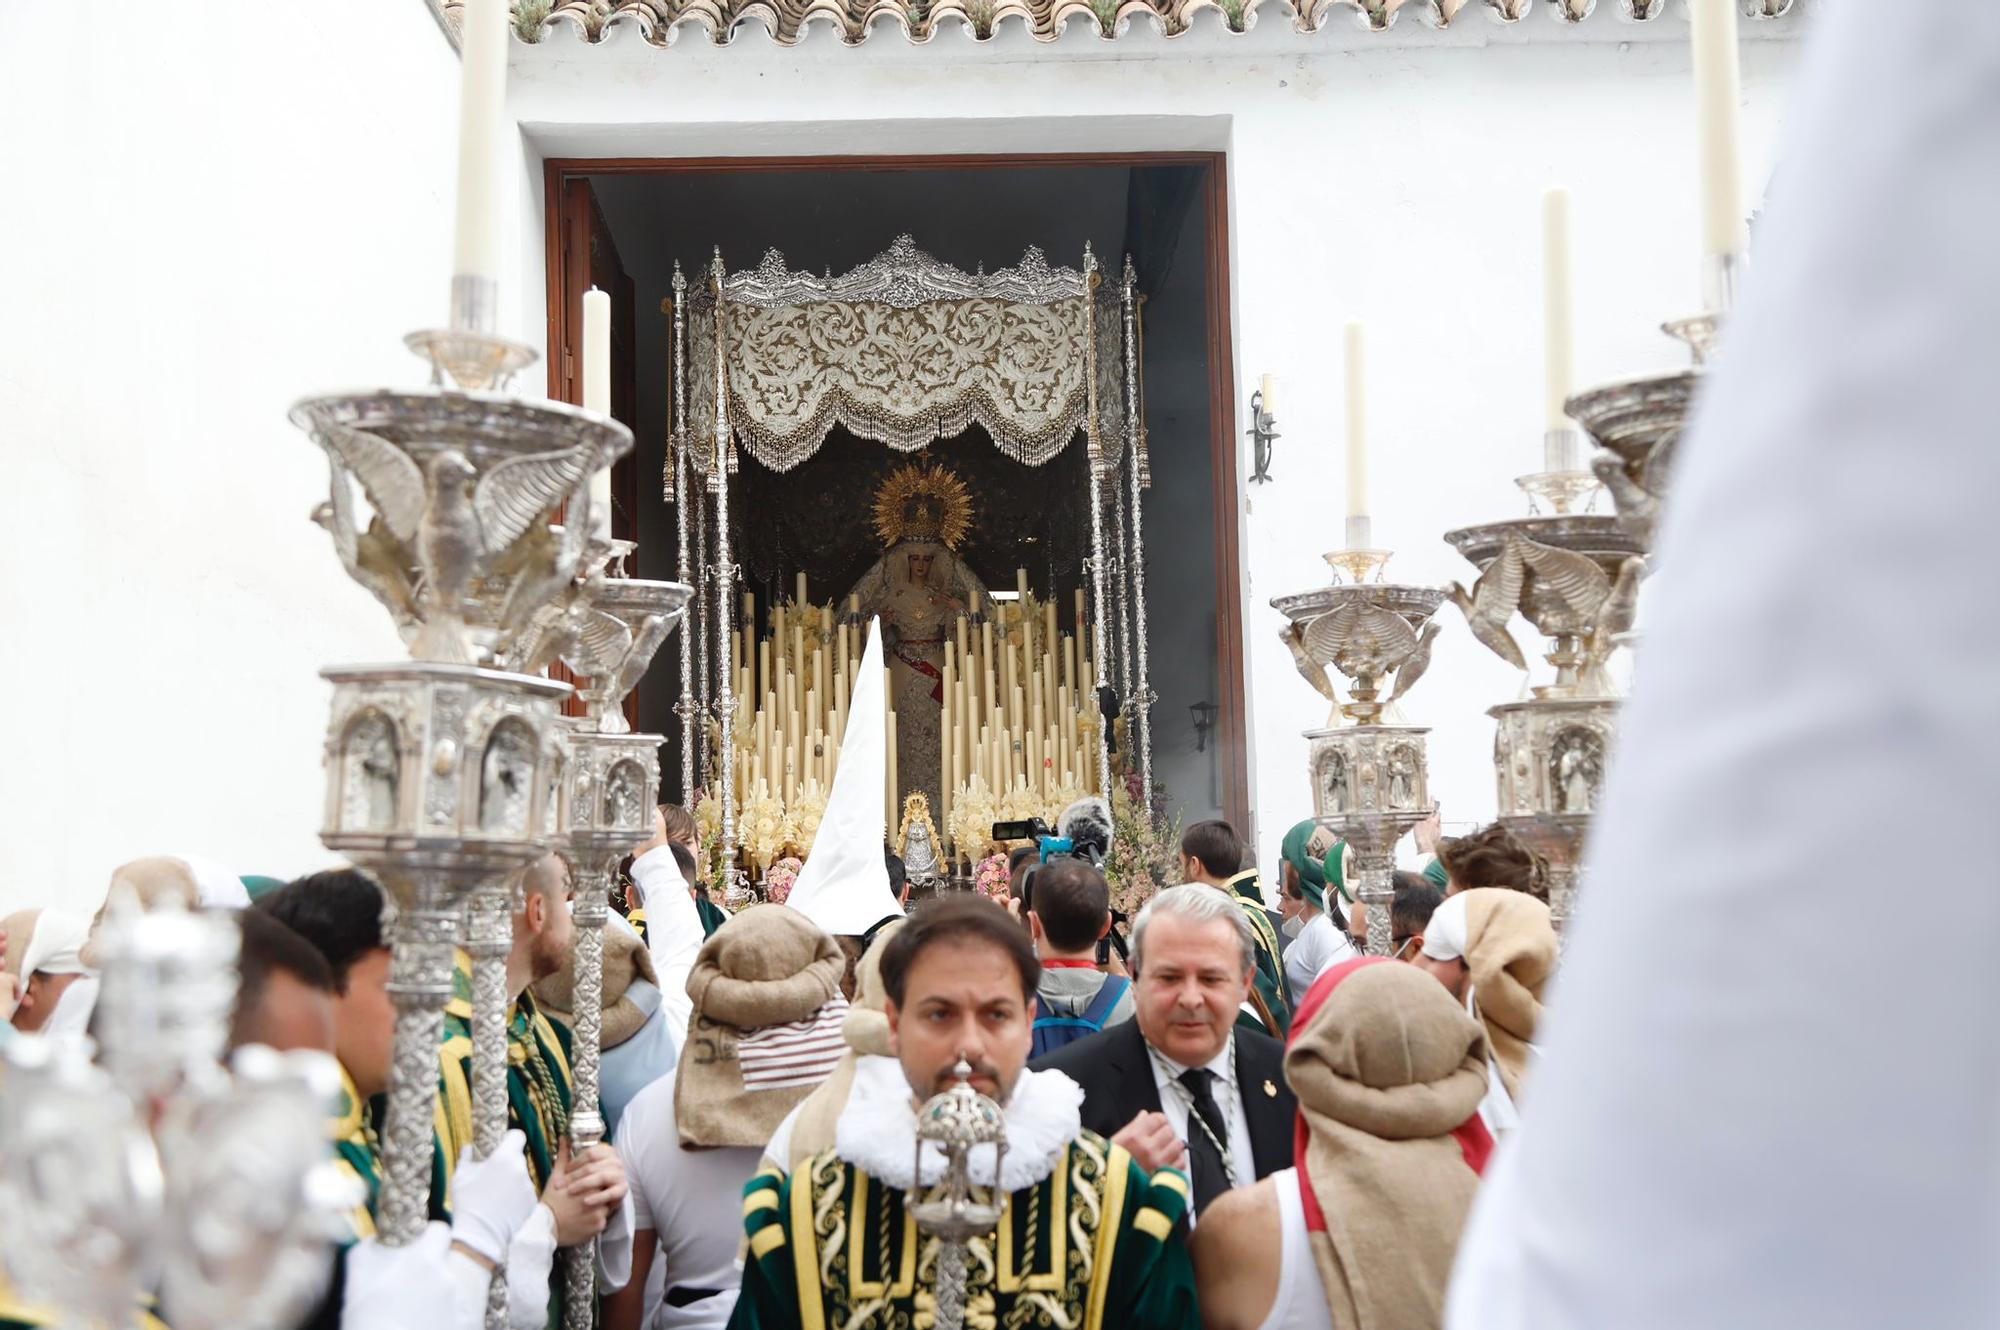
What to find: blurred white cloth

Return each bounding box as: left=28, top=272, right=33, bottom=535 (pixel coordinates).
left=19, top=909, right=90, bottom=978
left=178, top=854, right=251, bottom=910
left=1448, top=8, right=2000, bottom=1329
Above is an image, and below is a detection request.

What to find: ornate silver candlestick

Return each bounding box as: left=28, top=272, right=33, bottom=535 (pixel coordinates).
left=1457, top=295, right=1719, bottom=929
left=1569, top=297, right=1720, bottom=553
left=554, top=574, right=690, bottom=1329
left=908, top=1058, right=1007, bottom=1330
left=295, top=324, right=630, bottom=1250
left=1272, top=549, right=1446, bottom=956
left=0, top=897, right=350, bottom=1330
left=1441, top=514, right=1643, bottom=931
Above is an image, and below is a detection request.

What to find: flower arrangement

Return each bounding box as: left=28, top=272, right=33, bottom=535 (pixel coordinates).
left=693, top=786, right=726, bottom=884
left=972, top=853, right=1011, bottom=904
left=947, top=773, right=1000, bottom=869
left=789, top=778, right=828, bottom=857
left=763, top=855, right=803, bottom=906
left=740, top=782, right=787, bottom=874
left=1104, top=784, right=1180, bottom=920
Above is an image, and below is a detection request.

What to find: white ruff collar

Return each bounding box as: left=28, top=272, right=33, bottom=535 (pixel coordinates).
left=833, top=1054, right=1084, bottom=1192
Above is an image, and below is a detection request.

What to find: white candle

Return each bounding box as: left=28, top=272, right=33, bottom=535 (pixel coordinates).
left=450, top=0, right=508, bottom=288
left=1541, top=188, right=1578, bottom=458
left=1342, top=321, right=1370, bottom=532
left=1690, top=0, right=1747, bottom=261
left=583, top=286, right=612, bottom=535
left=1259, top=373, right=1277, bottom=417
left=583, top=287, right=611, bottom=413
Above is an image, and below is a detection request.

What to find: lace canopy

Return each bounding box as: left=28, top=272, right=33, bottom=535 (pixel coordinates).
left=679, top=236, right=1122, bottom=475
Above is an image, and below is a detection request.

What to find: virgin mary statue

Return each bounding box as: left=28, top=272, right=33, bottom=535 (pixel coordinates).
left=844, top=462, right=994, bottom=817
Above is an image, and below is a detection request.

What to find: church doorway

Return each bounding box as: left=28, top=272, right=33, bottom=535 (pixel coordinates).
left=542, top=152, right=1247, bottom=851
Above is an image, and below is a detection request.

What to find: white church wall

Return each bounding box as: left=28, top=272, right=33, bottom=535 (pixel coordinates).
left=0, top=7, right=1801, bottom=918
left=505, top=15, right=1799, bottom=879
left=0, top=1, right=462, bottom=913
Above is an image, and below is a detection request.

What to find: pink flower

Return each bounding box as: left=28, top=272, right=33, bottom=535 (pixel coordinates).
left=764, top=856, right=803, bottom=905
left=973, top=853, right=1011, bottom=902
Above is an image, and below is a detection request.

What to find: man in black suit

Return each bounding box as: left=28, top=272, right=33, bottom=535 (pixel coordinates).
left=1031, top=884, right=1296, bottom=1216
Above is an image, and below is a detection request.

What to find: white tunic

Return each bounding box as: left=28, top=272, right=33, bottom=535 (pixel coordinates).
left=1283, top=912, right=1356, bottom=1008
left=614, top=1071, right=762, bottom=1330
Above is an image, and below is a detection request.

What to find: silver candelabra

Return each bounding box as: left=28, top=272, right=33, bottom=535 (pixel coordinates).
left=294, top=303, right=632, bottom=1286
left=1445, top=278, right=1720, bottom=932
left=0, top=896, right=351, bottom=1330
left=1273, top=546, right=1446, bottom=956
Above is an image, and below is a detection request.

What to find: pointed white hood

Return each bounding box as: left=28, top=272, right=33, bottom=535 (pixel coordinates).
left=784, top=619, right=903, bottom=937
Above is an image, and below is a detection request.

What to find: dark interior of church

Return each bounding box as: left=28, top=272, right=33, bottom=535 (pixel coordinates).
left=585, top=160, right=1232, bottom=825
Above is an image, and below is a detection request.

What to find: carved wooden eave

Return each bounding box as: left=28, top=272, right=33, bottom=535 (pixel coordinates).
left=431, top=0, right=1801, bottom=50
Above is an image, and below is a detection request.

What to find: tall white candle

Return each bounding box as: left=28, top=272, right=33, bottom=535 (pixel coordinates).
left=1541, top=188, right=1578, bottom=460
left=1342, top=321, right=1370, bottom=534
left=580, top=288, right=608, bottom=412
left=1690, top=0, right=1747, bottom=261
left=450, top=0, right=508, bottom=288
left=582, top=286, right=611, bottom=534
left=1258, top=373, right=1277, bottom=417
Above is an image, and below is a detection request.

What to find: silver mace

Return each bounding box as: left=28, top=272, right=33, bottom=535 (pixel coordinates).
left=908, top=1058, right=1008, bottom=1330
left=554, top=569, right=691, bottom=1329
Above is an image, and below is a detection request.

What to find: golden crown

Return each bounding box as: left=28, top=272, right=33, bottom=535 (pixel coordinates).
left=872, top=461, right=974, bottom=551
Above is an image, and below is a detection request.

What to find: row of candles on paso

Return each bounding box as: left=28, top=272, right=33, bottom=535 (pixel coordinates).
left=722, top=572, right=1102, bottom=833
left=725, top=577, right=888, bottom=818
left=1316, top=0, right=1750, bottom=552
left=937, top=576, right=1104, bottom=846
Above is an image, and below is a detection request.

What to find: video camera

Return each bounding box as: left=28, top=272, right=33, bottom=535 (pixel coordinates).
left=994, top=815, right=1127, bottom=965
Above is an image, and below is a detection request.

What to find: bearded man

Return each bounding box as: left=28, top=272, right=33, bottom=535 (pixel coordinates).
left=730, top=895, right=1198, bottom=1330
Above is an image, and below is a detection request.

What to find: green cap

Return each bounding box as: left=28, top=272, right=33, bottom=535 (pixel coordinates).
left=1421, top=857, right=1449, bottom=889
left=1282, top=819, right=1337, bottom=909
left=1322, top=840, right=1351, bottom=906
left=240, top=875, right=287, bottom=902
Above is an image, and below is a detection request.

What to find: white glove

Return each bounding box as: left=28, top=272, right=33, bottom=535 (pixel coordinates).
left=449, top=1129, right=538, bottom=1265
left=343, top=1223, right=458, bottom=1330
left=507, top=1204, right=560, bottom=1330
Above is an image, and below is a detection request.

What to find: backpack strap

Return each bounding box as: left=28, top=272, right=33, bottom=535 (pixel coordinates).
left=1081, top=975, right=1130, bottom=1028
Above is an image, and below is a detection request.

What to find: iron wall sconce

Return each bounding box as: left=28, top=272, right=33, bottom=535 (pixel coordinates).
left=1247, top=375, right=1280, bottom=484
left=1190, top=699, right=1218, bottom=753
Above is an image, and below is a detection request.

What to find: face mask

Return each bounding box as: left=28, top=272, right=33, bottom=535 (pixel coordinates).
left=1281, top=913, right=1304, bottom=939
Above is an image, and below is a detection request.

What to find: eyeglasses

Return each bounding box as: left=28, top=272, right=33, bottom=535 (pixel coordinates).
left=1391, top=935, right=1418, bottom=961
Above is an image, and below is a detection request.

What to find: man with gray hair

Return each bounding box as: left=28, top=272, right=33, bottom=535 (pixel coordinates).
left=1031, top=885, right=1297, bottom=1216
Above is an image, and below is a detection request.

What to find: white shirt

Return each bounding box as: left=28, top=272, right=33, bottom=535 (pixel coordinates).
left=1148, top=1035, right=1255, bottom=1191
left=761, top=1096, right=806, bottom=1174
left=1283, top=911, right=1356, bottom=1008
left=1259, top=1168, right=1335, bottom=1330
left=614, top=1068, right=762, bottom=1330
left=630, top=845, right=704, bottom=1053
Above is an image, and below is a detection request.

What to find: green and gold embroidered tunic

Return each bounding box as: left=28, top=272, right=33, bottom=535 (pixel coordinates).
left=730, top=1132, right=1198, bottom=1330
left=424, top=949, right=575, bottom=1222
left=330, top=1063, right=384, bottom=1243
left=1221, top=870, right=1291, bottom=1040
left=0, top=1277, right=168, bottom=1330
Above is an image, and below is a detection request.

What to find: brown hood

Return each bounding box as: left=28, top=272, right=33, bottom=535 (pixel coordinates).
left=784, top=918, right=903, bottom=1168
left=531, top=920, right=659, bottom=1050
left=1286, top=960, right=1489, bottom=1330
left=675, top=904, right=848, bottom=1149
left=1461, top=888, right=1557, bottom=1101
